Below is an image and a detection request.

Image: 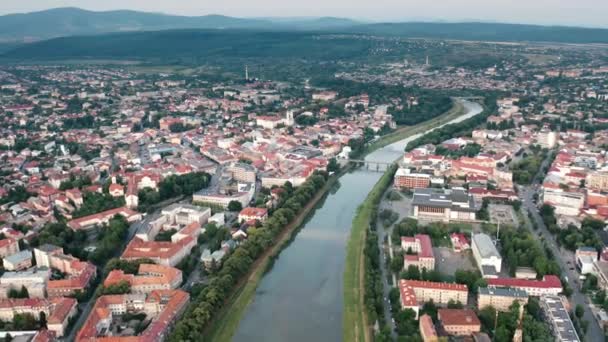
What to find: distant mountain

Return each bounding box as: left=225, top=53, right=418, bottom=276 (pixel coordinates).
left=0, top=7, right=361, bottom=42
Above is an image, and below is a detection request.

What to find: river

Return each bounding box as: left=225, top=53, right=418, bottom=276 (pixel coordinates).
left=232, top=100, right=483, bottom=342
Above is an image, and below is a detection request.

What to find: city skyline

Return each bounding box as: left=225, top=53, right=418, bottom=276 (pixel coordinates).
left=0, top=0, right=606, bottom=28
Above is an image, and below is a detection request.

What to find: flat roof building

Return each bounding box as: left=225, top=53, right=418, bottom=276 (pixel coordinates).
left=540, top=295, right=581, bottom=342
left=487, top=275, right=562, bottom=297
left=471, top=233, right=502, bottom=278
left=412, top=188, right=476, bottom=223
left=478, top=287, right=529, bottom=312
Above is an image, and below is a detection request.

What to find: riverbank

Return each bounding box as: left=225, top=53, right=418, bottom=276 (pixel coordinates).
left=362, top=99, right=465, bottom=156
left=343, top=165, right=396, bottom=342
left=205, top=166, right=351, bottom=341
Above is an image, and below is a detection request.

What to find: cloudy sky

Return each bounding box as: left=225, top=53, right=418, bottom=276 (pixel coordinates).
left=1, top=0, right=606, bottom=28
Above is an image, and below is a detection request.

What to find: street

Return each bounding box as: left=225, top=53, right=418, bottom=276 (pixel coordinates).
left=518, top=151, right=605, bottom=342
left=375, top=190, right=412, bottom=339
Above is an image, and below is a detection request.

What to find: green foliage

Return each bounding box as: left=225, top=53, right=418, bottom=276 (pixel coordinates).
left=391, top=218, right=461, bottom=247
left=59, top=175, right=92, bottom=191
left=155, top=229, right=177, bottom=242
left=227, top=201, right=243, bottom=212
left=103, top=258, right=155, bottom=275
left=406, top=94, right=499, bottom=151
left=557, top=222, right=603, bottom=252
left=512, top=148, right=547, bottom=185
left=138, top=172, right=210, bottom=211
left=435, top=143, right=482, bottom=159
left=72, top=192, right=125, bottom=218
left=386, top=190, right=402, bottom=201
left=7, top=286, right=29, bottom=299
left=393, top=308, right=422, bottom=340
left=32, top=222, right=88, bottom=260
left=89, top=215, right=130, bottom=265
left=391, top=96, right=452, bottom=126
left=169, top=122, right=196, bottom=133
left=379, top=209, right=399, bottom=227
left=454, top=269, right=486, bottom=294
left=295, top=114, right=318, bottom=126
left=327, top=158, right=340, bottom=173
left=0, top=186, right=32, bottom=205
left=9, top=313, right=39, bottom=331
left=63, top=114, right=96, bottom=128
left=500, top=228, right=560, bottom=277
left=99, top=280, right=131, bottom=295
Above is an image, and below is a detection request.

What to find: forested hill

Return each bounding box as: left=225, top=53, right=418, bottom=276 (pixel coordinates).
left=0, top=30, right=389, bottom=62
left=349, top=22, right=608, bottom=44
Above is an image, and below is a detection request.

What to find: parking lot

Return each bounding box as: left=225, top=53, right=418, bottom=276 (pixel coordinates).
left=433, top=246, right=477, bottom=276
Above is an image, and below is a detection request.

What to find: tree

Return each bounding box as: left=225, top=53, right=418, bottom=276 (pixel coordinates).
left=327, top=158, right=340, bottom=173
left=228, top=201, right=243, bottom=212
left=447, top=299, right=463, bottom=309
left=8, top=285, right=29, bottom=299
left=575, top=304, right=585, bottom=319
left=100, top=281, right=131, bottom=295
left=391, top=252, right=404, bottom=273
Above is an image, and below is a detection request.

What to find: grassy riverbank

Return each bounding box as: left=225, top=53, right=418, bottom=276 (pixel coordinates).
left=343, top=165, right=396, bottom=342
left=205, top=167, right=349, bottom=341
left=362, top=99, right=465, bottom=154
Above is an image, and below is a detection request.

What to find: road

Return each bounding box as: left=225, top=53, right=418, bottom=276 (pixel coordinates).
left=518, top=151, right=604, bottom=342
left=375, top=191, right=413, bottom=339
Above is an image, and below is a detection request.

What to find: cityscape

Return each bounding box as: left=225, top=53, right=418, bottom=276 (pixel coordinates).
left=0, top=3, right=607, bottom=342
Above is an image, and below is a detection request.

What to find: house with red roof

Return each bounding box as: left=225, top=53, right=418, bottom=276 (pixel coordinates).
left=401, top=234, right=435, bottom=271
left=238, top=207, right=268, bottom=223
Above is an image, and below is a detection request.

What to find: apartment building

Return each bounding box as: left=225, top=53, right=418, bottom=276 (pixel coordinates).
left=0, top=238, right=19, bottom=258
left=76, top=290, right=189, bottom=342
left=540, top=295, right=581, bottom=342
left=34, top=244, right=97, bottom=297
left=398, top=280, right=468, bottom=319
left=477, top=287, right=529, bottom=312
left=227, top=162, right=257, bottom=183
left=394, top=168, right=431, bottom=189
left=67, top=206, right=142, bottom=231
left=401, top=234, right=435, bottom=271
left=438, top=309, right=481, bottom=336
left=419, top=314, right=439, bottom=342
left=0, top=297, right=77, bottom=337
left=487, top=275, right=563, bottom=297
left=0, top=267, right=50, bottom=298
left=542, top=187, right=585, bottom=217
left=104, top=264, right=183, bottom=294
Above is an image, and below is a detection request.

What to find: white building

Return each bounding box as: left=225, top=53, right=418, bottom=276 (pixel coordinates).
left=472, top=233, right=502, bottom=278
left=542, top=188, right=585, bottom=217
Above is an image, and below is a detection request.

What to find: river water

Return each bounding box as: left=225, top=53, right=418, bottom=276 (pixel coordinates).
left=232, top=100, right=483, bottom=342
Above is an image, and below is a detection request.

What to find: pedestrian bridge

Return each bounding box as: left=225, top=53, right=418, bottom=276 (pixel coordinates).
left=346, top=159, right=396, bottom=172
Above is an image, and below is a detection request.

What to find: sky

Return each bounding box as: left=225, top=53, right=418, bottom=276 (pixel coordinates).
left=0, top=0, right=607, bottom=28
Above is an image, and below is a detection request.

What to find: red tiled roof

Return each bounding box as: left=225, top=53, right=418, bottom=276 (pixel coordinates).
left=439, top=309, right=481, bottom=326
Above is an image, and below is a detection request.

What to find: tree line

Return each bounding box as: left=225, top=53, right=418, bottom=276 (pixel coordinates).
left=405, top=94, right=499, bottom=151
